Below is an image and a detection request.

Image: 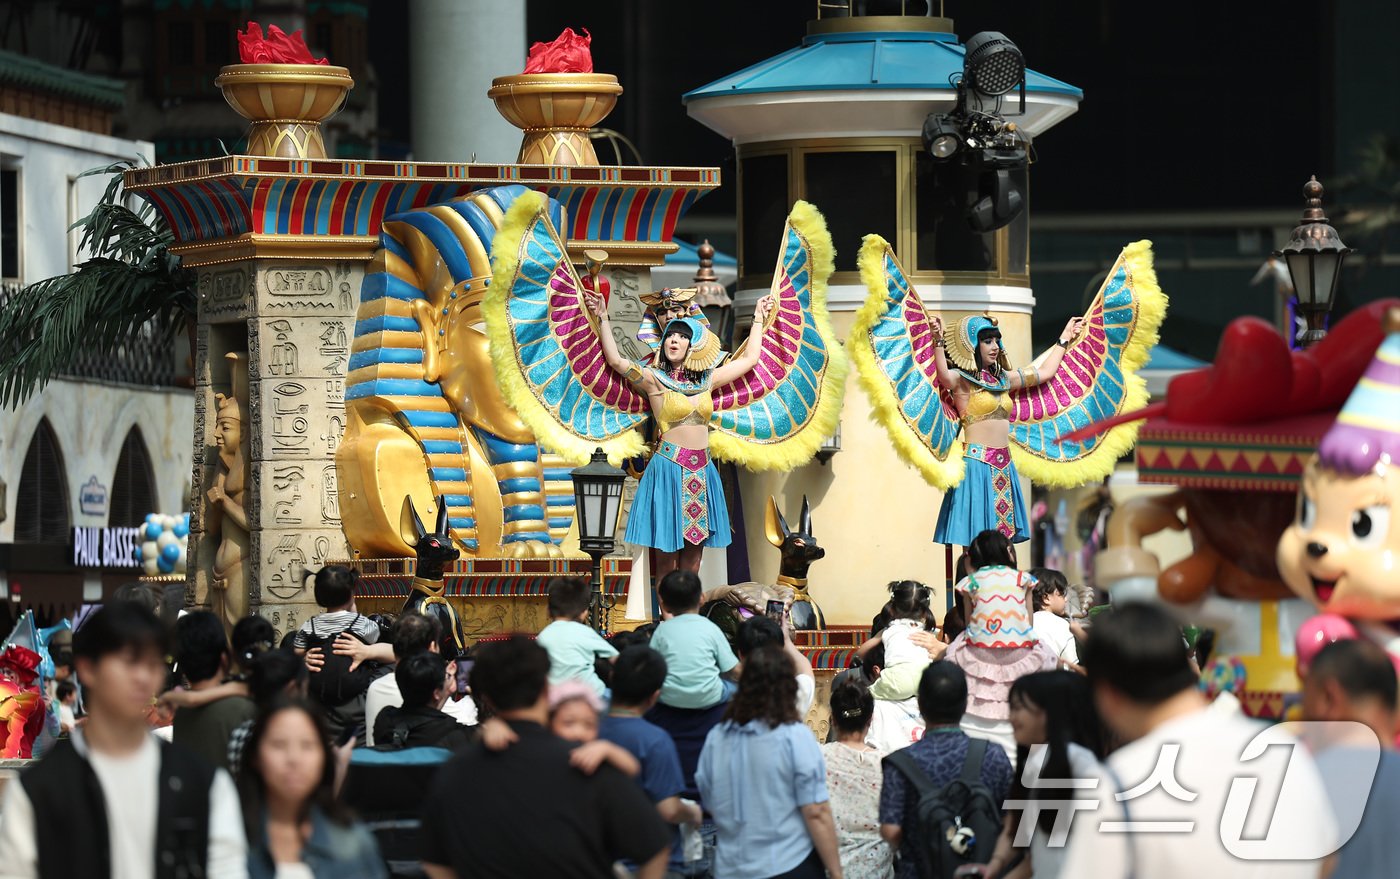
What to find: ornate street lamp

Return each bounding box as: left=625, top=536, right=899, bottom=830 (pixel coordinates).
left=1275, top=176, right=1353, bottom=348
left=571, top=447, right=626, bottom=632
left=815, top=424, right=841, bottom=465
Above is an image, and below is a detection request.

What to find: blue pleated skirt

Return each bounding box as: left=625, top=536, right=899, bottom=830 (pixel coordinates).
left=934, top=443, right=1029, bottom=546
left=624, top=441, right=732, bottom=552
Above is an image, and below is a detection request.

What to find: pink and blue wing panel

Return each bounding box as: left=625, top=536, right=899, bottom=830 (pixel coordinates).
left=1010, top=264, right=1134, bottom=460
left=505, top=213, right=647, bottom=442
left=864, top=250, right=961, bottom=460
left=711, top=222, right=830, bottom=441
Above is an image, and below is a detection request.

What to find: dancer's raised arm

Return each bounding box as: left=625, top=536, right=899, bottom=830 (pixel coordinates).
left=585, top=289, right=637, bottom=378
left=1012, top=316, right=1087, bottom=389
left=928, top=316, right=962, bottom=390
left=710, top=294, right=776, bottom=387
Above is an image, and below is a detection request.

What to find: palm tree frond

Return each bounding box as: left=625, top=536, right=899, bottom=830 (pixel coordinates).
left=0, top=160, right=194, bottom=407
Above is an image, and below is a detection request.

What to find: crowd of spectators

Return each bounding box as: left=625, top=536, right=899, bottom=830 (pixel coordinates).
left=0, top=561, right=1387, bottom=879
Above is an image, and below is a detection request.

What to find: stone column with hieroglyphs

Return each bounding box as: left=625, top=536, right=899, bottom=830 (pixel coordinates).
left=189, top=259, right=357, bottom=638
left=246, top=262, right=358, bottom=636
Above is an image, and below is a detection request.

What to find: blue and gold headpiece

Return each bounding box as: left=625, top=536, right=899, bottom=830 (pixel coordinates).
left=947, top=314, right=1008, bottom=373
left=661, top=317, right=725, bottom=372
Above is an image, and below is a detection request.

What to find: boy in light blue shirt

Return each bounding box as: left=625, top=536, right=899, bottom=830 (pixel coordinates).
left=536, top=577, right=618, bottom=698
left=649, top=571, right=739, bottom=709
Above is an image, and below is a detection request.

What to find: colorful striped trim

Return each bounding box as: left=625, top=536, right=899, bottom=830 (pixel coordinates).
left=125, top=157, right=718, bottom=248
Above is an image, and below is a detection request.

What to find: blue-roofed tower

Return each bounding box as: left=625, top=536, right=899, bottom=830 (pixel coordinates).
left=684, top=4, right=1082, bottom=622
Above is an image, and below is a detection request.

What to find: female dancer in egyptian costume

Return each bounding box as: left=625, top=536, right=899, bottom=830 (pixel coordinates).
left=484, top=193, right=847, bottom=584
left=849, top=235, right=1168, bottom=546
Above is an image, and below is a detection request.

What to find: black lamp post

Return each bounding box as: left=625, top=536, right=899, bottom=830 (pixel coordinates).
left=1275, top=176, right=1353, bottom=348
left=571, top=447, right=626, bottom=632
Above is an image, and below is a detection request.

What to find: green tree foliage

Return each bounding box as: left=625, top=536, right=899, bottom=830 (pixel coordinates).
left=0, top=160, right=195, bottom=408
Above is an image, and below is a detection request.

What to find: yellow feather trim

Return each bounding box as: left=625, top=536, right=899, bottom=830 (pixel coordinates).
left=1009, top=239, right=1167, bottom=488
left=848, top=234, right=966, bottom=489
left=484, top=191, right=646, bottom=467
left=708, top=199, right=849, bottom=471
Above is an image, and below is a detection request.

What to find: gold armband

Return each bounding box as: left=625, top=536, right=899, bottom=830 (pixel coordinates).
left=1019, top=366, right=1039, bottom=387
left=622, top=361, right=645, bottom=383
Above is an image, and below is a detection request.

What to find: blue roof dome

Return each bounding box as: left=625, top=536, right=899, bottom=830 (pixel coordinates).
left=683, top=28, right=1081, bottom=103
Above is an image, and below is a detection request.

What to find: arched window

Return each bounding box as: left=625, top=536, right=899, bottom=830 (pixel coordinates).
left=15, top=419, right=69, bottom=543
left=109, top=427, right=157, bottom=526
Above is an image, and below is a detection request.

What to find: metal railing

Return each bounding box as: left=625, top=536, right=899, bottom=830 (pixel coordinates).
left=0, top=279, right=181, bottom=389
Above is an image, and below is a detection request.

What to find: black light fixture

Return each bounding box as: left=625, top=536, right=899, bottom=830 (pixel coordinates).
left=921, top=113, right=963, bottom=160
left=571, top=447, right=627, bottom=632
left=963, top=32, right=1025, bottom=97
left=968, top=144, right=1028, bottom=232
left=921, top=29, right=1030, bottom=232
left=1274, top=176, right=1352, bottom=348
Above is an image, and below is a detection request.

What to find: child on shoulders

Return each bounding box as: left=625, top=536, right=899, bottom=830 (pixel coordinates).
left=536, top=577, right=619, bottom=699
left=649, top=571, right=739, bottom=710
left=291, top=565, right=380, bottom=654
left=862, top=581, right=941, bottom=702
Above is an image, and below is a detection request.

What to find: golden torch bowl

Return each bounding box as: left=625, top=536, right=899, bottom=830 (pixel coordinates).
left=487, top=73, right=623, bottom=166
left=214, top=63, right=354, bottom=159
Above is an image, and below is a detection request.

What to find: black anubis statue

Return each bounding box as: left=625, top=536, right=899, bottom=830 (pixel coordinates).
left=702, top=495, right=826, bottom=646
left=766, top=496, right=826, bottom=630
left=399, top=495, right=466, bottom=660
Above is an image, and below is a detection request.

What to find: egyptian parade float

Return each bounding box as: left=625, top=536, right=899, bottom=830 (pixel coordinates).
left=116, top=8, right=1104, bottom=732
left=115, top=4, right=1400, bottom=736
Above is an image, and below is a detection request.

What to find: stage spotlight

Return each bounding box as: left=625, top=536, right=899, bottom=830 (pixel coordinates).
left=968, top=146, right=1027, bottom=233
left=963, top=31, right=1025, bottom=97
left=921, top=113, right=962, bottom=160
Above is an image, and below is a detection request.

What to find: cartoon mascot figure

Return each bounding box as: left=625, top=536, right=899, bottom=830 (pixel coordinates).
left=1278, top=308, right=1400, bottom=676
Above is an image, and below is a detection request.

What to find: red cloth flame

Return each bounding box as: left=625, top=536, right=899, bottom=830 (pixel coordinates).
left=237, top=22, right=329, bottom=65
left=524, top=28, right=593, bottom=74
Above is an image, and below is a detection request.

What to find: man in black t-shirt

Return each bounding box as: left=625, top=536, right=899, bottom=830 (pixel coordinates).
left=373, top=651, right=473, bottom=752
left=421, top=636, right=670, bottom=879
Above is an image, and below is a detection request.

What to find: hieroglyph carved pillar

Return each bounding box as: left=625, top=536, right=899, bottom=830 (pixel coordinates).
left=190, top=259, right=360, bottom=638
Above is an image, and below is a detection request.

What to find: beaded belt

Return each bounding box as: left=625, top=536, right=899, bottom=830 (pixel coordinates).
left=964, top=443, right=1011, bottom=470
left=657, top=440, right=709, bottom=472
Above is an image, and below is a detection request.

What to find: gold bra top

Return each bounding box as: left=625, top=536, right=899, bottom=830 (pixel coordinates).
left=656, top=388, right=713, bottom=433
left=963, top=385, right=1012, bottom=426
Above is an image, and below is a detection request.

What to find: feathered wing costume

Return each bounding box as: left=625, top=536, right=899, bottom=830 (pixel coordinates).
left=849, top=234, right=1166, bottom=505
left=484, top=192, right=847, bottom=484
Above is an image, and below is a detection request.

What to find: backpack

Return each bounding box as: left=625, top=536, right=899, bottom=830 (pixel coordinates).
left=885, top=737, right=1002, bottom=879
left=304, top=614, right=380, bottom=705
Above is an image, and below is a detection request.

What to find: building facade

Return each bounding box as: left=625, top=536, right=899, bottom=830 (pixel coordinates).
left=0, top=52, right=192, bottom=618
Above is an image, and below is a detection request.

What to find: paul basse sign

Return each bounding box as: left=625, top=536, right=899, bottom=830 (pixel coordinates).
left=71, top=526, right=142, bottom=569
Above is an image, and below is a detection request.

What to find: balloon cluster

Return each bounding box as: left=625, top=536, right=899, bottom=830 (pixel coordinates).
left=134, top=513, right=190, bottom=576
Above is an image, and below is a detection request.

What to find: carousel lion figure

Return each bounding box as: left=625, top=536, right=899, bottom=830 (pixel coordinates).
left=1278, top=307, right=1400, bottom=676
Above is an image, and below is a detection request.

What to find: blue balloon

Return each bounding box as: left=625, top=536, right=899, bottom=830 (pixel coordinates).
left=157, top=555, right=175, bottom=574
left=145, top=521, right=163, bottom=540
left=145, top=513, right=158, bottom=524
left=132, top=546, right=143, bottom=562
left=160, top=543, right=180, bottom=562
left=172, top=520, right=189, bottom=538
